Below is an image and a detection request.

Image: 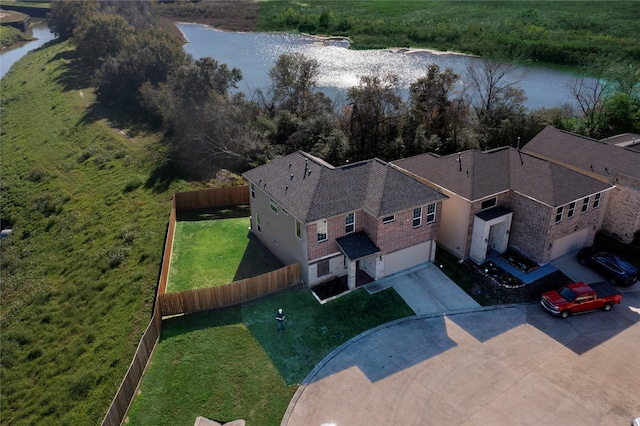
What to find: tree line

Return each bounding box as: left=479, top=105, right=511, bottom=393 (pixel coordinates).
left=49, top=0, right=640, bottom=179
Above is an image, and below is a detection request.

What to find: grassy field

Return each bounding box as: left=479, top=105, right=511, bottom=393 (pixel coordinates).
left=167, top=214, right=283, bottom=292
left=255, top=1, right=640, bottom=67
left=126, top=285, right=414, bottom=425
left=0, top=40, right=200, bottom=424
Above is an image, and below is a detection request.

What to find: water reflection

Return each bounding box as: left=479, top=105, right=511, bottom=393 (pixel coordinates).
left=0, top=23, right=56, bottom=80
left=179, top=23, right=582, bottom=110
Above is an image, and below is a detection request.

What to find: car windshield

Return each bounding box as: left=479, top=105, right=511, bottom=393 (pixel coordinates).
left=559, top=286, right=577, bottom=302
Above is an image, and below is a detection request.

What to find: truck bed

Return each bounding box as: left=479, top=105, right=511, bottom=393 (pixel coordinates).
left=589, top=282, right=621, bottom=299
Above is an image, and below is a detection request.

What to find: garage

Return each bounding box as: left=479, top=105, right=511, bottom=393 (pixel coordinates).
left=550, top=227, right=591, bottom=260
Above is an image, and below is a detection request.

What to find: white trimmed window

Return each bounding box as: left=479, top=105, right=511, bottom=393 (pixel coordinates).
left=270, top=199, right=278, bottom=214
left=426, top=203, right=436, bottom=223
left=256, top=214, right=262, bottom=233
left=413, top=207, right=422, bottom=228
left=250, top=183, right=255, bottom=199
left=581, top=197, right=589, bottom=213
left=593, top=192, right=601, bottom=209
left=317, top=219, right=327, bottom=242
left=481, top=197, right=497, bottom=210
left=555, top=206, right=563, bottom=223
left=295, top=220, right=302, bottom=240
left=567, top=202, right=576, bottom=218
left=345, top=212, right=355, bottom=234
left=382, top=215, right=395, bottom=224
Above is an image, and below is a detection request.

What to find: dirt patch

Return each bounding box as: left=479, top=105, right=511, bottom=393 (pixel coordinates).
left=158, top=0, right=260, bottom=32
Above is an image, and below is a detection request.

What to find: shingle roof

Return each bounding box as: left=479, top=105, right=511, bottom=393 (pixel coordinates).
left=392, top=147, right=612, bottom=207
left=243, top=151, right=447, bottom=223
left=523, top=127, right=640, bottom=180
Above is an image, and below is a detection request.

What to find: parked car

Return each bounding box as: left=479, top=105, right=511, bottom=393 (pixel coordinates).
left=577, top=246, right=638, bottom=286
left=541, top=282, right=622, bottom=319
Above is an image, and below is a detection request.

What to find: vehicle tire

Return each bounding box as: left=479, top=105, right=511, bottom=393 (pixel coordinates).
left=603, top=303, right=613, bottom=311
left=578, top=257, right=588, bottom=266
left=608, top=277, right=618, bottom=286
left=560, top=310, right=570, bottom=319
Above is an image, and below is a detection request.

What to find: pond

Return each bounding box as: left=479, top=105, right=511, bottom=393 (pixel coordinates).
left=178, top=22, right=590, bottom=111
left=0, top=22, right=56, bottom=80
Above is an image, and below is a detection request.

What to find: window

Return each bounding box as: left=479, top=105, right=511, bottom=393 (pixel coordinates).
left=382, top=215, right=395, bottom=224
left=269, top=199, right=278, bottom=214
left=295, top=220, right=302, bottom=240
left=256, top=214, right=262, bottom=233
left=426, top=203, right=436, bottom=223
left=481, top=197, right=497, bottom=210
left=345, top=212, right=355, bottom=234
left=250, top=183, right=255, bottom=199
left=555, top=206, right=563, bottom=223
left=317, top=259, right=330, bottom=277
left=282, top=207, right=289, bottom=216
left=581, top=197, right=589, bottom=213
left=593, top=192, right=601, bottom=209
left=317, top=219, right=327, bottom=242
left=567, top=202, right=576, bottom=219
left=413, top=207, right=422, bottom=228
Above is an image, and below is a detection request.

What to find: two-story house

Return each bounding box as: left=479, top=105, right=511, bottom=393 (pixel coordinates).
left=242, top=151, right=447, bottom=290
left=392, top=147, right=613, bottom=265
left=523, top=127, right=640, bottom=245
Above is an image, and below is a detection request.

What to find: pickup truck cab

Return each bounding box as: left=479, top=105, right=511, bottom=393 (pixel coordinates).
left=541, top=282, right=622, bottom=319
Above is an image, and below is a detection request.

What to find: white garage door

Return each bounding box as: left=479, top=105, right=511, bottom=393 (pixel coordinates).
left=384, top=241, right=432, bottom=276
left=550, top=228, right=590, bottom=260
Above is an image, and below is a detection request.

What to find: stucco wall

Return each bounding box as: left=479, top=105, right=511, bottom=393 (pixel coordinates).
left=601, top=176, right=640, bottom=244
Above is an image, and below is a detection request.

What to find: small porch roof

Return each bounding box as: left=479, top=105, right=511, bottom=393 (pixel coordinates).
left=475, top=206, right=512, bottom=222
left=336, top=231, right=381, bottom=261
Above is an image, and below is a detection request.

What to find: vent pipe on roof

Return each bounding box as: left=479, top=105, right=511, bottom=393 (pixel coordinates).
left=590, top=163, right=594, bottom=171
left=458, top=153, right=462, bottom=172
left=605, top=166, right=609, bottom=175
left=517, top=136, right=521, bottom=150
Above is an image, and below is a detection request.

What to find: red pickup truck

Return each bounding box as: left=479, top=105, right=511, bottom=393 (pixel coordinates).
left=540, top=282, right=622, bottom=319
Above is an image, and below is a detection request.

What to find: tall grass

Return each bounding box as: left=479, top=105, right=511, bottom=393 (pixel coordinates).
left=0, top=41, right=200, bottom=424
left=256, top=1, right=640, bottom=67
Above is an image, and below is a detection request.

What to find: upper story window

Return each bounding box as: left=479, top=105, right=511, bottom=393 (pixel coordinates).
left=250, top=183, right=255, bottom=199
left=593, top=192, right=601, bottom=209
left=317, top=219, right=327, bottom=242
left=581, top=197, right=589, bottom=213
left=345, top=212, right=355, bottom=234
left=382, top=215, right=395, bottom=224
left=555, top=206, right=563, bottom=223
left=295, top=220, right=302, bottom=240
left=256, top=214, right=262, bottom=233
left=413, top=207, right=422, bottom=228
left=567, top=202, right=576, bottom=219
left=481, top=197, right=497, bottom=210
left=270, top=199, right=278, bottom=214
left=426, top=203, right=436, bottom=223
left=282, top=207, right=289, bottom=216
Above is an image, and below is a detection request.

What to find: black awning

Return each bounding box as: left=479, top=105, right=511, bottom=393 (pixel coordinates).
left=476, top=205, right=512, bottom=221
left=336, top=231, right=381, bottom=261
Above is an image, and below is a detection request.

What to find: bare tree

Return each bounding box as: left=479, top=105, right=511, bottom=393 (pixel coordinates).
left=568, top=75, right=610, bottom=138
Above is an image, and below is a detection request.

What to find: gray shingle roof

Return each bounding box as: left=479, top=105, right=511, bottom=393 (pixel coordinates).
left=393, top=146, right=612, bottom=207
left=243, top=151, right=447, bottom=223
left=523, top=127, right=640, bottom=180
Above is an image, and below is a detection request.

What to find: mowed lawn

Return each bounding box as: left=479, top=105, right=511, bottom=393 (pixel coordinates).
left=167, top=212, right=283, bottom=292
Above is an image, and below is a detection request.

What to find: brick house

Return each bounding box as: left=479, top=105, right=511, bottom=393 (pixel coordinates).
left=392, top=147, right=613, bottom=265
left=523, top=127, right=640, bottom=244
left=242, top=151, right=447, bottom=290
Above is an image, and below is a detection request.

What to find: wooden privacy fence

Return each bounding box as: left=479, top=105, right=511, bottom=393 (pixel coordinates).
left=159, top=263, right=301, bottom=316
left=102, top=186, right=300, bottom=426
left=101, top=314, right=159, bottom=426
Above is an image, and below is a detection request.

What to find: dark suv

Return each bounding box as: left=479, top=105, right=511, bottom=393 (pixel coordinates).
left=577, top=246, right=638, bottom=286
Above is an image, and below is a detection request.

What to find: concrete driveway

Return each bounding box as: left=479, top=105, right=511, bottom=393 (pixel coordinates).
left=282, top=259, right=640, bottom=425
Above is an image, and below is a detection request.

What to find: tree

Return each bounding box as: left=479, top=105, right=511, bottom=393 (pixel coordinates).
left=464, top=59, right=527, bottom=149
left=74, top=14, right=134, bottom=69
left=344, top=74, right=402, bottom=161
left=48, top=0, right=99, bottom=40
left=567, top=75, right=609, bottom=138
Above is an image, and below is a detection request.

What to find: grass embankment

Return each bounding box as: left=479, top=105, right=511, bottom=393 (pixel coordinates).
left=0, top=24, right=33, bottom=47
left=168, top=210, right=283, bottom=292
left=0, top=41, right=199, bottom=424
left=127, top=285, right=414, bottom=425
left=255, top=1, right=640, bottom=67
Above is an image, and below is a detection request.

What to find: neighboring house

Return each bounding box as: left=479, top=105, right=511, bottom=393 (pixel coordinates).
left=242, top=151, right=447, bottom=290
left=392, top=147, right=613, bottom=265
left=524, top=127, right=640, bottom=244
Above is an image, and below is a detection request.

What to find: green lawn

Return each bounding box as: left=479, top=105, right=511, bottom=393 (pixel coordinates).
left=167, top=214, right=284, bottom=292
left=126, top=285, right=415, bottom=425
